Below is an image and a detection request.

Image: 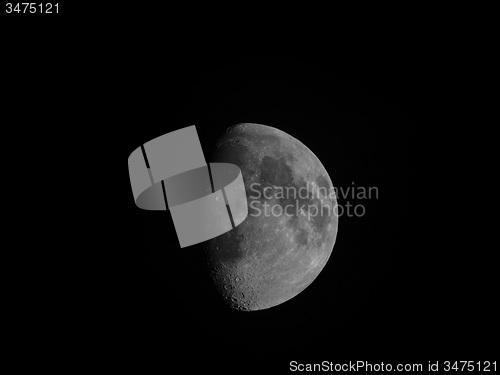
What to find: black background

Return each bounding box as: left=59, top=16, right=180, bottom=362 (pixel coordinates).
left=2, top=4, right=495, bottom=370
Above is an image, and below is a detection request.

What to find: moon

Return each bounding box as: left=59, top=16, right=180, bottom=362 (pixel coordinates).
left=205, top=123, right=338, bottom=310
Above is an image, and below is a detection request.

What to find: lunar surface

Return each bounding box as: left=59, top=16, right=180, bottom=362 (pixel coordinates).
left=205, top=123, right=338, bottom=310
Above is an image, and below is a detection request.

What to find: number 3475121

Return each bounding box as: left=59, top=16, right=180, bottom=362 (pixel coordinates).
left=5, top=3, right=59, bottom=13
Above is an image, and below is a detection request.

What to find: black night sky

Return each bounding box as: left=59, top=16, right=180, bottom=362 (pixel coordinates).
left=2, top=5, right=495, bottom=371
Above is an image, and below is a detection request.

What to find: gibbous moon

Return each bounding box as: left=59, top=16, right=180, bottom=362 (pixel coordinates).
left=205, top=123, right=338, bottom=310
